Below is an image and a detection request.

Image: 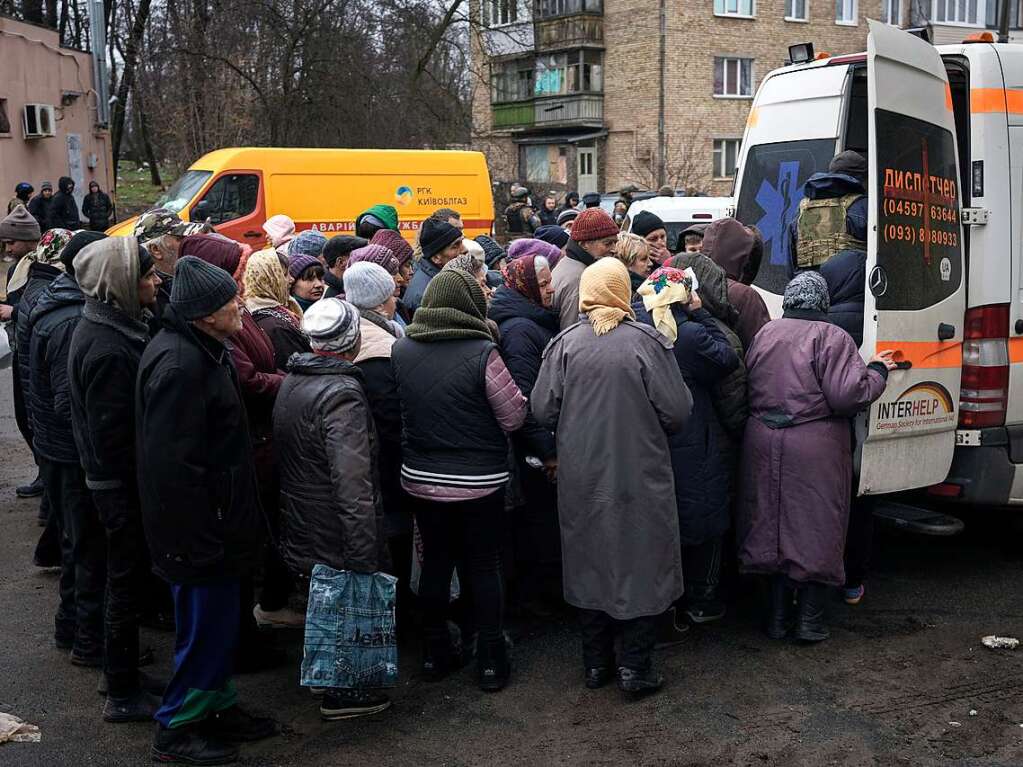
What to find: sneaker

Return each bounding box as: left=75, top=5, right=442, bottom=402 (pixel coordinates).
left=252, top=604, right=305, bottom=629
left=152, top=724, right=238, bottom=765
left=103, top=690, right=162, bottom=723
left=843, top=584, right=865, bottom=606
left=684, top=599, right=727, bottom=624
left=584, top=666, right=613, bottom=690
left=616, top=666, right=664, bottom=697
left=16, top=475, right=44, bottom=498
left=202, top=706, right=277, bottom=743
left=319, top=689, right=392, bottom=721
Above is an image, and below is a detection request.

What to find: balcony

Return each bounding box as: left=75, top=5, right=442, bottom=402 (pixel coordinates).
left=491, top=94, right=603, bottom=130
left=535, top=15, right=603, bottom=49
left=535, top=0, right=603, bottom=19
left=481, top=21, right=535, bottom=58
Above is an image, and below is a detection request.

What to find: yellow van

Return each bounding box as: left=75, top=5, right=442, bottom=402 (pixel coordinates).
left=108, top=147, right=495, bottom=248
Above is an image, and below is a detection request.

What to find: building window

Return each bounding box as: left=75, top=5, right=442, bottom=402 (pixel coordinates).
left=932, top=0, right=980, bottom=23
left=884, top=0, right=902, bottom=23
left=713, top=57, right=753, bottom=97
left=523, top=144, right=568, bottom=184
left=535, top=50, right=603, bottom=96
left=536, top=0, right=602, bottom=18
left=492, top=58, right=535, bottom=102
left=836, top=0, right=858, bottom=23
left=714, top=0, right=755, bottom=16
left=483, top=0, right=520, bottom=27
left=714, top=139, right=741, bottom=179
left=982, top=0, right=1020, bottom=27
left=0, top=100, right=10, bottom=135
left=786, top=0, right=808, bottom=19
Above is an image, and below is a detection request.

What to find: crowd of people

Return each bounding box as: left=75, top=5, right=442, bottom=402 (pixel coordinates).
left=0, top=149, right=896, bottom=765
left=7, top=178, right=115, bottom=235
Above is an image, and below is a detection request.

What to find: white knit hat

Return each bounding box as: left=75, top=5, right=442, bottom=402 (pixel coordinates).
left=302, top=297, right=361, bottom=353
left=343, top=262, right=395, bottom=310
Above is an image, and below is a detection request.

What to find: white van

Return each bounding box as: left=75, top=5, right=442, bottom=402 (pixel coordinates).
left=623, top=196, right=734, bottom=251
left=734, top=21, right=1023, bottom=507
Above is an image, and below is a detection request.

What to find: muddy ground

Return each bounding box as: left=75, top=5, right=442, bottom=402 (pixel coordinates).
left=1, top=366, right=1023, bottom=766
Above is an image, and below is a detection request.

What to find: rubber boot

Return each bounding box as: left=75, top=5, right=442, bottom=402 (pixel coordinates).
left=764, top=574, right=790, bottom=640
left=793, top=581, right=830, bottom=643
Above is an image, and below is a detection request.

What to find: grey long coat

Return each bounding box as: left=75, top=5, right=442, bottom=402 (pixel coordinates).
left=532, top=316, right=693, bottom=620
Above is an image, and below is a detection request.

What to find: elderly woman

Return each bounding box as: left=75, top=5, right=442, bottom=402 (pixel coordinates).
left=634, top=267, right=739, bottom=626
left=391, top=269, right=527, bottom=692
left=244, top=249, right=310, bottom=370
left=272, top=298, right=391, bottom=721
left=615, top=232, right=653, bottom=299
left=739, top=272, right=895, bottom=643
left=532, top=258, right=691, bottom=697
left=289, top=255, right=326, bottom=311
left=488, top=251, right=561, bottom=612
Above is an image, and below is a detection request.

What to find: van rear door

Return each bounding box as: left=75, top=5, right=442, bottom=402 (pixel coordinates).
left=858, top=20, right=966, bottom=495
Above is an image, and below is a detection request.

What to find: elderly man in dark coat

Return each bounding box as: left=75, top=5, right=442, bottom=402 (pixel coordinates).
left=532, top=258, right=692, bottom=697
left=738, top=272, right=894, bottom=644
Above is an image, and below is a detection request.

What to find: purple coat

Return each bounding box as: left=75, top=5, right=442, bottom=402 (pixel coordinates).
left=737, top=315, right=887, bottom=586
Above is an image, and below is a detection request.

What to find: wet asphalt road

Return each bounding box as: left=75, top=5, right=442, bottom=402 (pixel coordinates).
left=3, top=366, right=1023, bottom=766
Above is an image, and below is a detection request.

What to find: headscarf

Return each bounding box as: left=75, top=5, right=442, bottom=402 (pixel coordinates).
left=244, top=249, right=302, bottom=320
left=667, top=252, right=736, bottom=325
left=74, top=237, right=144, bottom=321
left=405, top=269, right=492, bottom=343
left=507, top=238, right=564, bottom=270
left=783, top=271, right=831, bottom=314
left=442, top=252, right=484, bottom=277
left=636, top=266, right=692, bottom=344
left=579, top=258, right=635, bottom=336
left=7, top=228, right=74, bottom=293
left=502, top=255, right=545, bottom=305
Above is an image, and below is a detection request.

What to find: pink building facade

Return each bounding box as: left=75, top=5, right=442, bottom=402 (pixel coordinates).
left=0, top=16, right=113, bottom=212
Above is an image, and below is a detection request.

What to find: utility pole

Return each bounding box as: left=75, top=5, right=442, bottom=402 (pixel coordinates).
left=88, top=0, right=109, bottom=126
left=657, top=0, right=667, bottom=188
left=998, top=0, right=1011, bottom=43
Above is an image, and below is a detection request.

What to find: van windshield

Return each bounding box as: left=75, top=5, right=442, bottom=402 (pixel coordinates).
left=155, top=170, right=213, bottom=214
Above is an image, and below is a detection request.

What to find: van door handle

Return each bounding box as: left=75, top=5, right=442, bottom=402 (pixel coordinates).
left=244, top=230, right=262, bottom=238
left=894, top=360, right=913, bottom=370
left=938, top=323, right=956, bottom=341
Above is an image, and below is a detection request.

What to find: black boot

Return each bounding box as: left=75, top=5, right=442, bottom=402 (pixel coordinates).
left=17, top=472, right=44, bottom=498
left=616, top=665, right=663, bottom=696
left=151, top=724, right=239, bottom=765
left=794, top=581, right=830, bottom=643
left=103, top=690, right=162, bottom=723
left=765, top=574, right=790, bottom=640
left=422, top=631, right=460, bottom=682
left=202, top=706, right=277, bottom=742
left=682, top=539, right=726, bottom=624
left=477, top=637, right=510, bottom=692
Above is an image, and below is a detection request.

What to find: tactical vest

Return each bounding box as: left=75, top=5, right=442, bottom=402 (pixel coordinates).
left=505, top=202, right=527, bottom=234
left=795, top=194, right=866, bottom=268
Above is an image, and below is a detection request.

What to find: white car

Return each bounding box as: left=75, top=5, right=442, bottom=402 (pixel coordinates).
left=623, top=196, right=734, bottom=251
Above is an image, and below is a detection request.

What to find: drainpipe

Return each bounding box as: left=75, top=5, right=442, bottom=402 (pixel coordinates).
left=998, top=0, right=1011, bottom=43
left=88, top=0, right=110, bottom=126
left=657, top=0, right=667, bottom=187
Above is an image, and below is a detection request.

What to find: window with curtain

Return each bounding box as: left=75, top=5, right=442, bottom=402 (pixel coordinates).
left=535, top=50, right=603, bottom=96
left=713, top=139, right=741, bottom=178
left=786, top=0, right=807, bottom=19
left=835, top=0, right=858, bottom=22
left=714, top=0, right=755, bottom=15
left=713, top=57, right=753, bottom=97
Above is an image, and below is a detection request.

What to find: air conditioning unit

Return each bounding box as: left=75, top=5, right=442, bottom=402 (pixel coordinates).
left=23, top=104, right=56, bottom=139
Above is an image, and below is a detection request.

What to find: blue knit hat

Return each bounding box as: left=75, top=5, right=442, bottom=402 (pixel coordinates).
left=289, top=229, right=327, bottom=259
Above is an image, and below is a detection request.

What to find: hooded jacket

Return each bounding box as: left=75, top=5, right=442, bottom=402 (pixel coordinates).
left=489, top=286, right=559, bottom=460
left=820, top=249, right=866, bottom=347
left=273, top=353, right=385, bottom=577
left=136, top=303, right=264, bottom=584
left=50, top=177, right=82, bottom=231
left=82, top=189, right=114, bottom=230
left=27, top=274, right=86, bottom=463
left=69, top=237, right=153, bottom=490
left=702, top=218, right=771, bottom=351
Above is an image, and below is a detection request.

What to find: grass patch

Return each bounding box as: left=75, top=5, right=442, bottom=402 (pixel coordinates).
left=113, top=164, right=179, bottom=221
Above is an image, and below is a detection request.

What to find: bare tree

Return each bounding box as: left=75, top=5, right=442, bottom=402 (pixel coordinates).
left=624, top=125, right=712, bottom=194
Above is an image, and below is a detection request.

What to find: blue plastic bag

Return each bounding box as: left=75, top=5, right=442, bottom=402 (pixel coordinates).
left=300, top=565, right=398, bottom=690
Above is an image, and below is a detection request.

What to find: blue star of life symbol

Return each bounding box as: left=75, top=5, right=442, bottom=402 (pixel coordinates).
left=753, top=160, right=804, bottom=266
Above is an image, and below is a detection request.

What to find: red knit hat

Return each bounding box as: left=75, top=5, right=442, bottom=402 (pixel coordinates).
left=570, top=208, right=620, bottom=243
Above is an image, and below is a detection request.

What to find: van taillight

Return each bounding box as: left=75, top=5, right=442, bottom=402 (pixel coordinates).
left=959, top=304, right=1009, bottom=429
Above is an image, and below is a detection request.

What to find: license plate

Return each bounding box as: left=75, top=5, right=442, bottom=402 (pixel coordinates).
left=955, top=430, right=981, bottom=447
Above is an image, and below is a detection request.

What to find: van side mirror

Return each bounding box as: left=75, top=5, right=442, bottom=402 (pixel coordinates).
left=191, top=200, right=210, bottom=223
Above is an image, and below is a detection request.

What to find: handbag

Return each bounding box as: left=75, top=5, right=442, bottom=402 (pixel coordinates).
left=300, top=565, right=398, bottom=690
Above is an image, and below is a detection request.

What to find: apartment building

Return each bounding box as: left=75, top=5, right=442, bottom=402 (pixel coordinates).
left=470, top=0, right=1023, bottom=201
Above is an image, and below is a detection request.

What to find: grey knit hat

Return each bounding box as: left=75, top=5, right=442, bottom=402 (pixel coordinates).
left=0, top=204, right=42, bottom=241
left=782, top=271, right=830, bottom=314
left=343, top=262, right=395, bottom=309
left=302, top=297, right=361, bottom=353
left=171, top=255, right=239, bottom=320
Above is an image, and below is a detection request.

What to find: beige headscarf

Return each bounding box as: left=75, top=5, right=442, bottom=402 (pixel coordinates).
left=636, top=266, right=692, bottom=344
left=579, top=258, right=635, bottom=336
left=243, top=249, right=303, bottom=319
left=74, top=237, right=144, bottom=321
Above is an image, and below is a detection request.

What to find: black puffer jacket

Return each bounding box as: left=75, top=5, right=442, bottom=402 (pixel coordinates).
left=820, top=249, right=866, bottom=348
left=82, top=191, right=114, bottom=230
left=273, top=353, right=385, bottom=577
left=27, top=274, right=85, bottom=464
left=69, top=299, right=151, bottom=491
left=489, top=285, right=558, bottom=461
left=49, top=177, right=82, bottom=230
left=15, top=261, right=62, bottom=413
left=136, top=304, right=264, bottom=584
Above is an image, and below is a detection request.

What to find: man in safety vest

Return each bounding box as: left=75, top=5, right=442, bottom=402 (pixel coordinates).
left=788, top=150, right=868, bottom=272
left=504, top=185, right=540, bottom=241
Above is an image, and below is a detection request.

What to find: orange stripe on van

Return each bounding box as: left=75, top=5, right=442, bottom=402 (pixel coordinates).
left=1007, top=337, right=1023, bottom=363
left=945, top=84, right=954, bottom=112
left=970, top=87, right=1023, bottom=114
left=877, top=341, right=962, bottom=369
